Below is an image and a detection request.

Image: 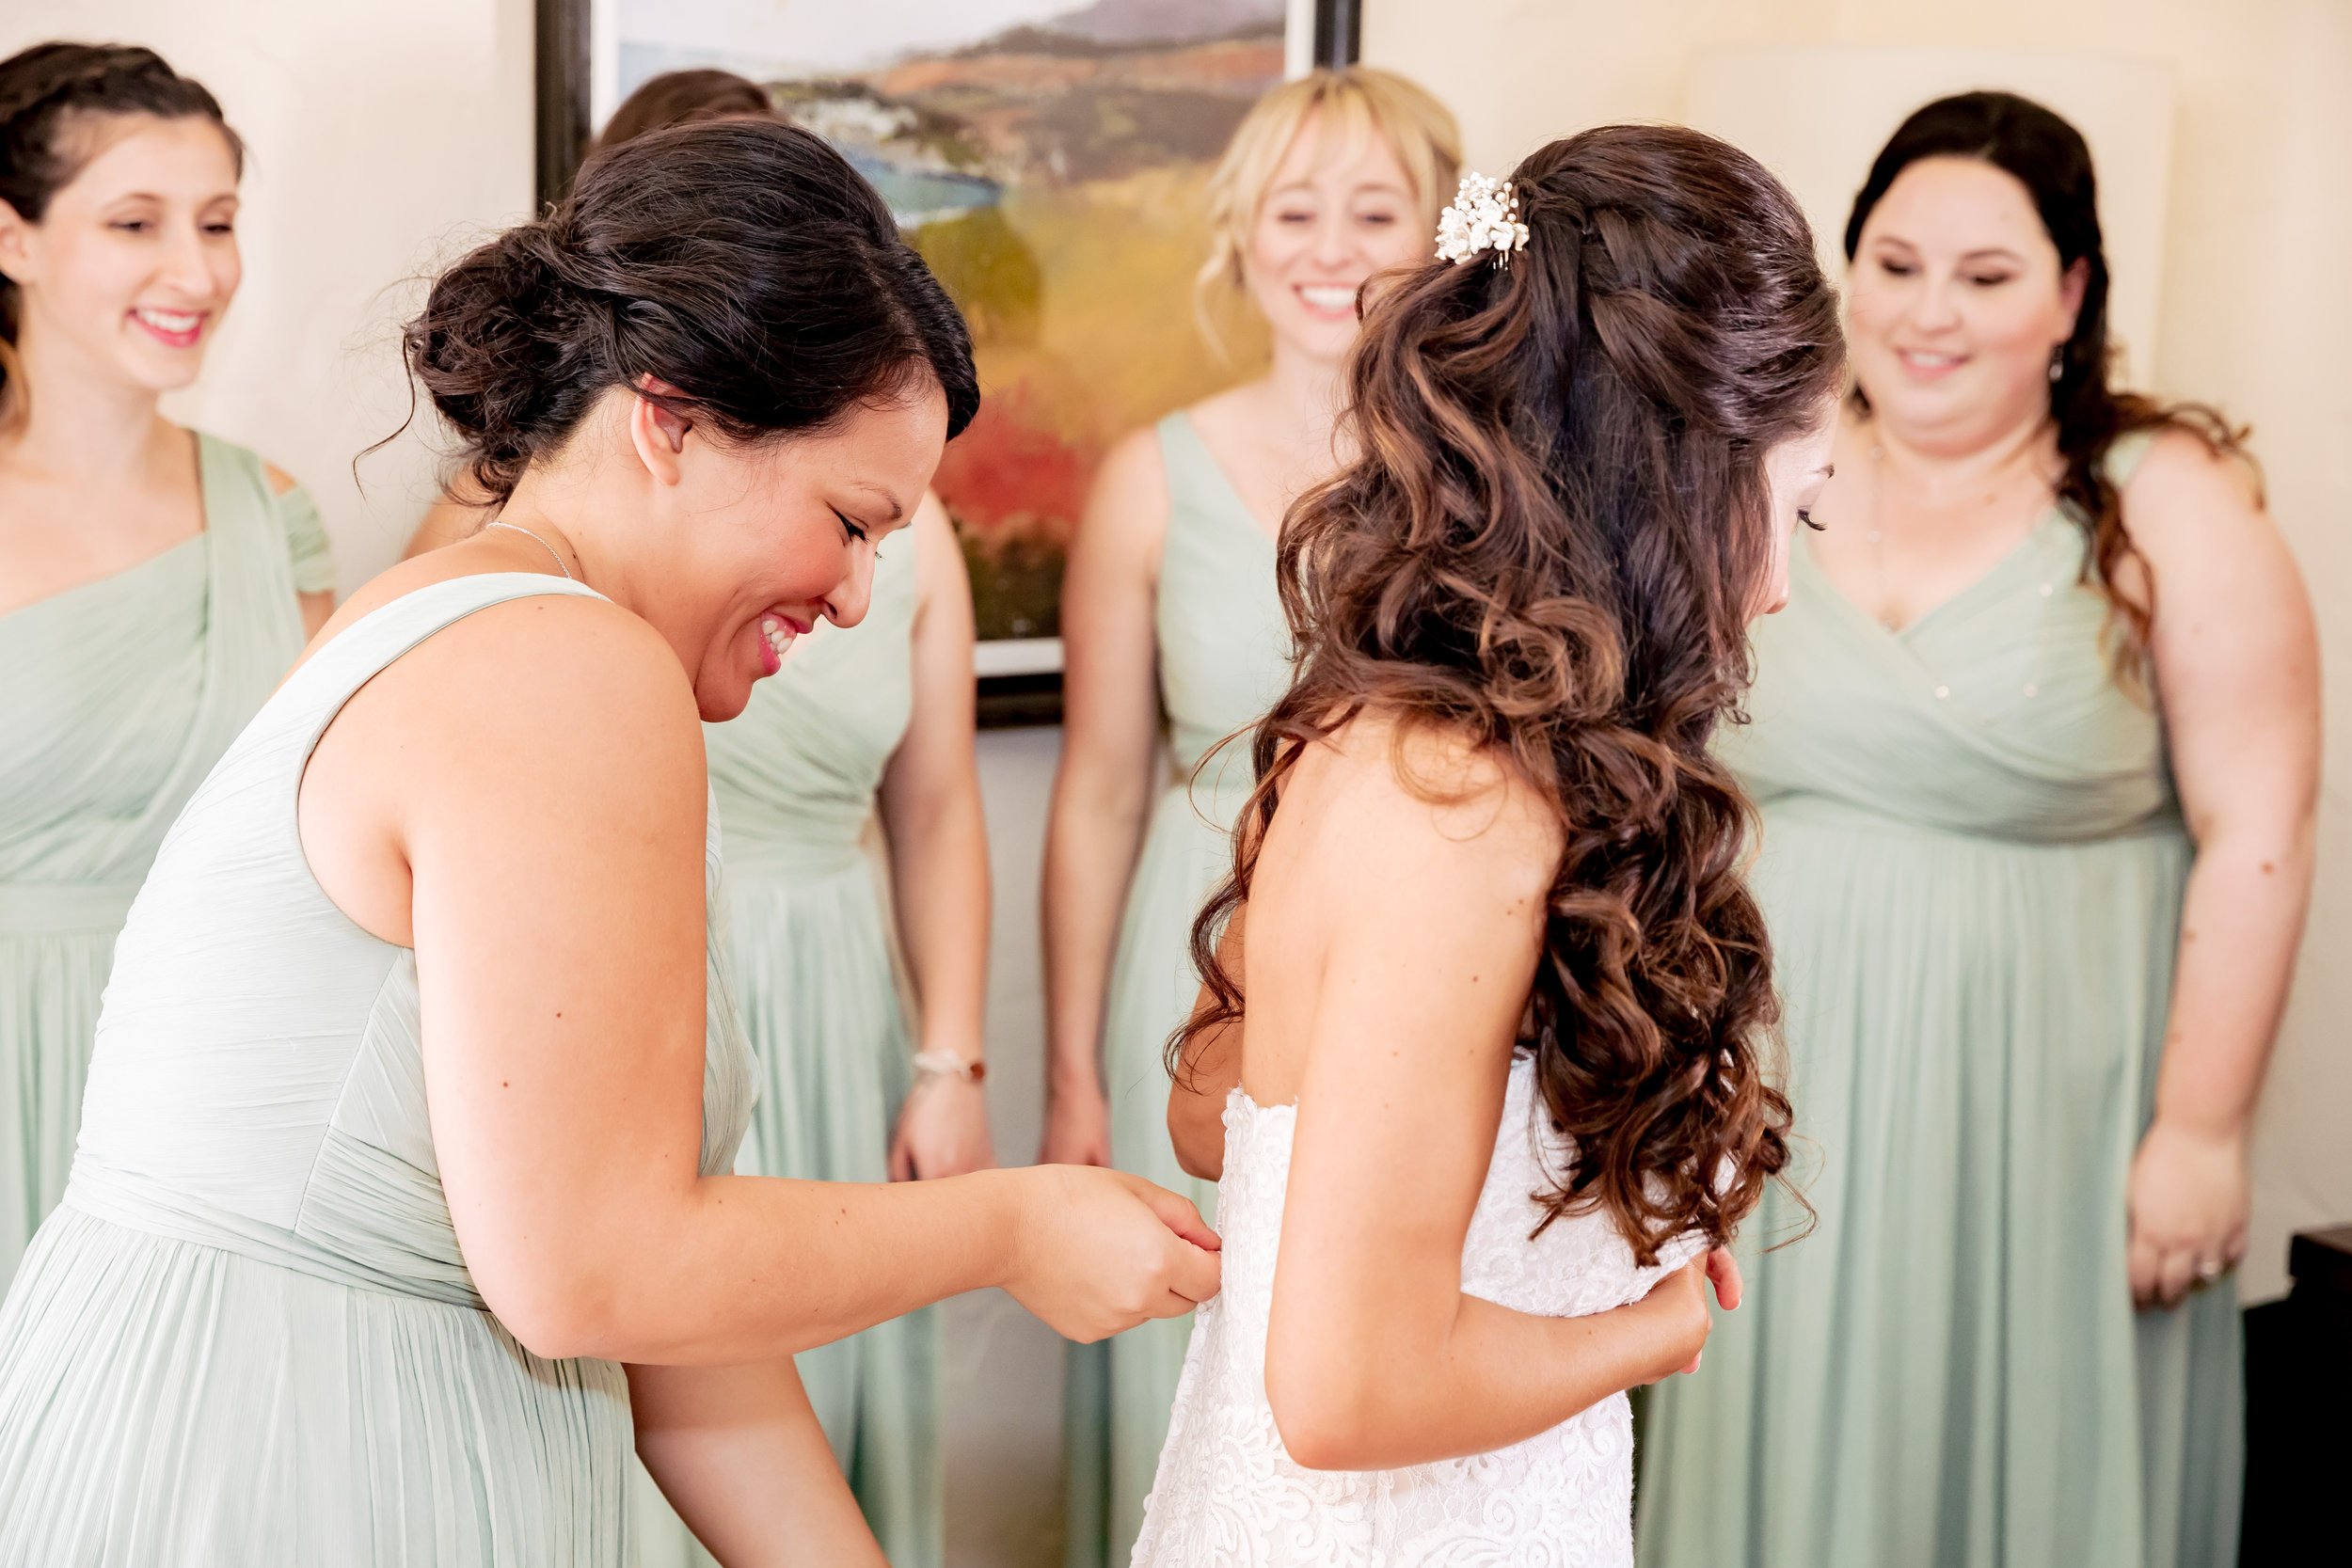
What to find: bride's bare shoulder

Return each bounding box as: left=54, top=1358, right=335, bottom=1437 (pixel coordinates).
left=1279, top=707, right=1563, bottom=895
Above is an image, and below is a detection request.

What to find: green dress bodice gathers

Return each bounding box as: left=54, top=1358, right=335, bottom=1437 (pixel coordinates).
left=0, top=433, right=332, bottom=1291
left=631, top=536, right=941, bottom=1568
left=1065, top=409, right=1292, bottom=1568
left=1639, top=435, right=2242, bottom=1568
left=0, top=573, right=755, bottom=1565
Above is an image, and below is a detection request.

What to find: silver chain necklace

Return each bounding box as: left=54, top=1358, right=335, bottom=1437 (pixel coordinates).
left=484, top=519, right=576, bottom=582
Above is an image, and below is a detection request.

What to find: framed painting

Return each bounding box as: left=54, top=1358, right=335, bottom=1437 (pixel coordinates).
left=536, top=0, right=1361, bottom=723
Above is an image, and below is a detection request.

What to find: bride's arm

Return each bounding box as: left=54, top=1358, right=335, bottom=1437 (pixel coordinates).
left=310, top=593, right=1219, bottom=1367
left=1168, top=907, right=1244, bottom=1180
left=628, top=1361, right=884, bottom=1567
left=1263, top=739, right=1711, bottom=1472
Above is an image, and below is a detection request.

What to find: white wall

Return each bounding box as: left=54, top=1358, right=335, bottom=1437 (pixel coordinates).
left=2, top=0, right=541, bottom=586
left=1365, top=0, right=2352, bottom=1304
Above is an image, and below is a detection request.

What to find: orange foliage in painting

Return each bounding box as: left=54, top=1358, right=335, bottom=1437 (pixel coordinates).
left=931, top=384, right=1094, bottom=549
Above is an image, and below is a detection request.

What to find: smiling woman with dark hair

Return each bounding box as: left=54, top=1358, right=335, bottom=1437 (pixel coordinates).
left=1639, top=90, right=2318, bottom=1568
left=0, top=115, right=1218, bottom=1566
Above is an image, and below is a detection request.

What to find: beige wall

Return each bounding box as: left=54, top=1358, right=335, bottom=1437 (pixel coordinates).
left=2, top=0, right=541, bottom=587
left=1366, top=0, right=2352, bottom=1304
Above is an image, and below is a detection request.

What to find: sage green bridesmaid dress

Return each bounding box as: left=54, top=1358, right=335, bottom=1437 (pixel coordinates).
left=1638, top=435, right=2242, bottom=1568
left=0, top=432, right=332, bottom=1294
left=1065, top=410, right=1291, bottom=1568
left=633, top=534, right=941, bottom=1568
left=0, top=572, right=756, bottom=1564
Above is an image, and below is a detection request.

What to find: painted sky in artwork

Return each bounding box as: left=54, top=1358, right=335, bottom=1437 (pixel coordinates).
left=616, top=0, right=1283, bottom=74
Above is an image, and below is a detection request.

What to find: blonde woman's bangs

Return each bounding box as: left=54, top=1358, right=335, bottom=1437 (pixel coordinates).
left=1193, top=69, right=1462, bottom=355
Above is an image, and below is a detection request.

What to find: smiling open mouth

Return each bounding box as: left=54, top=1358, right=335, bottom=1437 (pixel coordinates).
left=131, top=308, right=205, bottom=347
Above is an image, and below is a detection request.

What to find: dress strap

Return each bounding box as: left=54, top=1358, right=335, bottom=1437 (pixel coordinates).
left=273, top=573, right=604, bottom=757
left=2101, top=428, right=2161, bottom=489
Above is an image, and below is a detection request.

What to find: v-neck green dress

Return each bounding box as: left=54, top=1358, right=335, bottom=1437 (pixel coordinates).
left=0, top=433, right=332, bottom=1295
left=631, top=532, right=941, bottom=1568
left=1638, top=435, right=2242, bottom=1568
left=1064, top=410, right=1292, bottom=1568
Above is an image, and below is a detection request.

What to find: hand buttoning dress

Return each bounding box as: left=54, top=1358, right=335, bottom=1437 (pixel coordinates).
left=1133, top=1055, right=1706, bottom=1566
left=1065, top=409, right=1293, bottom=1568
left=0, top=574, right=755, bottom=1565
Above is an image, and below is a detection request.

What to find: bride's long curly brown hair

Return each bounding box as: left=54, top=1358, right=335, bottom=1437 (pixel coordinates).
left=1176, top=125, right=1844, bottom=1262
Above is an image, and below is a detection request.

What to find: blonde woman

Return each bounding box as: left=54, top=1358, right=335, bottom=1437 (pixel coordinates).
left=1040, top=68, right=1459, bottom=1567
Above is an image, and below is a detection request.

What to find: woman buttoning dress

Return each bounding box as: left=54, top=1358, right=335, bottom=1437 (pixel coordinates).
left=1639, top=92, right=2318, bottom=1568
left=408, top=72, right=993, bottom=1568
left=0, top=42, right=333, bottom=1292
left=1041, top=68, right=1458, bottom=1566
left=1136, top=125, right=1848, bottom=1566
left=0, top=117, right=1219, bottom=1566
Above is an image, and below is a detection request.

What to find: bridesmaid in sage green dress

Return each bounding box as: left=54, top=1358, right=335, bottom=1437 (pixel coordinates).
left=1638, top=93, right=2317, bottom=1568
left=0, top=44, right=333, bottom=1294
left=625, top=492, right=993, bottom=1568
left=1041, top=68, right=1458, bottom=1567
left=405, top=73, right=993, bottom=1568
left=0, top=115, right=1218, bottom=1565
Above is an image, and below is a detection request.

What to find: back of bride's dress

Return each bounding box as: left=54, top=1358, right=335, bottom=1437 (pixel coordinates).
left=1131, top=1054, right=1702, bottom=1567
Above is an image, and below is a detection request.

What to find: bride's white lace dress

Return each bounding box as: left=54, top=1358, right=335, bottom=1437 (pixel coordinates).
left=1130, top=1054, right=1704, bottom=1567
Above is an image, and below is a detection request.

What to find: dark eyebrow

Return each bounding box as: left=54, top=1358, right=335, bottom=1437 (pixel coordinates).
left=855, top=485, right=905, bottom=523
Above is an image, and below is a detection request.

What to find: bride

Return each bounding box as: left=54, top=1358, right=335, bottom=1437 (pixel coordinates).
left=1131, top=125, right=1844, bottom=1566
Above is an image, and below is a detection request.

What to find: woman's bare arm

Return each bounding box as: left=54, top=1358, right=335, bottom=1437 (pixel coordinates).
left=2125, top=432, right=2319, bottom=1307
left=1169, top=908, right=1244, bottom=1181
left=300, top=587, right=1218, bottom=1366
left=1262, top=734, right=1711, bottom=1470
left=880, top=494, right=995, bottom=1179
left=1039, top=429, right=1171, bottom=1164
left=629, top=1360, right=885, bottom=1567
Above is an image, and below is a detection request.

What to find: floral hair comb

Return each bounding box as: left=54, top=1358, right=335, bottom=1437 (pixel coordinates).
left=1435, top=172, right=1530, bottom=270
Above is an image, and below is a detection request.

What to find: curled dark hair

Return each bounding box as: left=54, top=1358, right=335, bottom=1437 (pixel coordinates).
left=0, top=41, right=240, bottom=422
left=405, top=117, right=978, bottom=501
left=1846, top=90, right=2251, bottom=679
left=1178, top=125, right=1845, bottom=1262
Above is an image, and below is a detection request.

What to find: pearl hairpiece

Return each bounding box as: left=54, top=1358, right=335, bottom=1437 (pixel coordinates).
left=1435, top=172, right=1530, bottom=269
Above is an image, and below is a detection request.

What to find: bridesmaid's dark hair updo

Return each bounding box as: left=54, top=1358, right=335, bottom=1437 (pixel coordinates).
left=1181, top=125, right=1845, bottom=1264
left=1845, top=90, right=2250, bottom=679
left=0, top=41, right=241, bottom=425
left=405, top=117, right=979, bottom=502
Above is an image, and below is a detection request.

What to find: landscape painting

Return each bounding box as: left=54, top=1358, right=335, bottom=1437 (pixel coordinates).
left=587, top=0, right=1295, bottom=656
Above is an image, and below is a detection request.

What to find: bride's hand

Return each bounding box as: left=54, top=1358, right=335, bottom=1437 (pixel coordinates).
left=1629, top=1247, right=1739, bottom=1382
left=1003, top=1165, right=1221, bottom=1342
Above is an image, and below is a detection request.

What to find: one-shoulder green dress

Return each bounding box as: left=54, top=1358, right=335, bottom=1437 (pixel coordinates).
left=1064, top=410, right=1292, bottom=1568
left=1639, top=436, right=2242, bottom=1568
left=0, top=573, right=756, bottom=1564
left=634, top=535, right=941, bottom=1568
left=0, top=433, right=332, bottom=1294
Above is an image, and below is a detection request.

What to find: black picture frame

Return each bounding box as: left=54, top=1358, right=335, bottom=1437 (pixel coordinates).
left=532, top=2, right=1362, bottom=726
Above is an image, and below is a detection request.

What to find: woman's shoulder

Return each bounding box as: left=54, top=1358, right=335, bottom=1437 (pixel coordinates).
left=191, top=431, right=337, bottom=594
left=1301, top=708, right=1565, bottom=877
left=2112, top=421, right=2267, bottom=555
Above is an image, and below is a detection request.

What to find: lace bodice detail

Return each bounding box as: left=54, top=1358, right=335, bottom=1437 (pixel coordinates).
left=1130, top=1055, right=1703, bottom=1567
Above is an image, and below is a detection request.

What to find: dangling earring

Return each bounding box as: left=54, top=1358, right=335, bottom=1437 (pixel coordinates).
left=2048, top=346, right=2066, bottom=383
